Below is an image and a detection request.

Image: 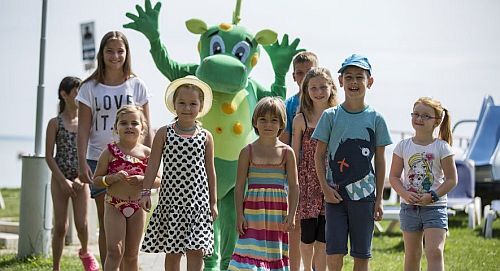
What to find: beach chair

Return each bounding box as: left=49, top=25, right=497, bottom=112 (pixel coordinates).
left=447, top=159, right=482, bottom=228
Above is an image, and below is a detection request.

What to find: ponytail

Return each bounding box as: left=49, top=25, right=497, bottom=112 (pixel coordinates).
left=58, top=76, right=82, bottom=113
left=439, top=108, right=453, bottom=146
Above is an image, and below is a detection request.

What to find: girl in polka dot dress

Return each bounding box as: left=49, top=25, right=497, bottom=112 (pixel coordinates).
left=140, top=76, right=217, bottom=271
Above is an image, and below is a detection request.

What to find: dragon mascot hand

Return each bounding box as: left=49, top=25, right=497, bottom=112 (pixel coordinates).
left=125, top=1, right=303, bottom=269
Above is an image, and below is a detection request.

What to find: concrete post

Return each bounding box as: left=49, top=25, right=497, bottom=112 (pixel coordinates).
left=17, top=156, right=52, bottom=258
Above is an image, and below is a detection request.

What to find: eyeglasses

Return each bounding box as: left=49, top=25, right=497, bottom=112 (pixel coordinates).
left=411, top=113, right=439, bottom=121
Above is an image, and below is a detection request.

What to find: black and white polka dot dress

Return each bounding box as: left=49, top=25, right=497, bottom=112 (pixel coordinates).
left=141, top=125, right=214, bottom=256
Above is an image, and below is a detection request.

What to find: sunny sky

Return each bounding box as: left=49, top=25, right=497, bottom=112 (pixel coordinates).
left=1, top=0, right=499, bottom=148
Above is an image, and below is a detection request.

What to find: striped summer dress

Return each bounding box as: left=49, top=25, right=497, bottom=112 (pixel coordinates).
left=228, top=144, right=289, bottom=271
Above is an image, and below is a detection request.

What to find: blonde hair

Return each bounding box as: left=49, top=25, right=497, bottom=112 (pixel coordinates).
left=414, top=97, right=452, bottom=146
left=299, top=67, right=338, bottom=118
left=252, top=97, right=287, bottom=136
left=114, top=105, right=148, bottom=140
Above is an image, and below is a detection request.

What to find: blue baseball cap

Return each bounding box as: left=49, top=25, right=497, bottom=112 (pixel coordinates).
left=338, top=54, right=372, bottom=75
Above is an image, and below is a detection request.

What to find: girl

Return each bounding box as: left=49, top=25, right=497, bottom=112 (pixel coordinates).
left=228, top=97, right=299, bottom=271
left=45, top=76, right=99, bottom=271
left=389, top=97, right=458, bottom=271
left=92, top=105, right=160, bottom=271
left=291, top=68, right=337, bottom=271
left=76, top=30, right=153, bottom=266
left=140, top=76, right=217, bottom=271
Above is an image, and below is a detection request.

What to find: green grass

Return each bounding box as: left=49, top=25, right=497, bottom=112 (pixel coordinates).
left=1, top=188, right=500, bottom=270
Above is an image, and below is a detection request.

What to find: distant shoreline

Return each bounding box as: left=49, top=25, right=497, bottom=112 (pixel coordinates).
left=0, top=135, right=34, bottom=142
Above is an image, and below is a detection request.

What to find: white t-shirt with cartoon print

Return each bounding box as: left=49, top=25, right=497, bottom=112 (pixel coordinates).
left=76, top=77, right=151, bottom=160
left=393, top=138, right=454, bottom=206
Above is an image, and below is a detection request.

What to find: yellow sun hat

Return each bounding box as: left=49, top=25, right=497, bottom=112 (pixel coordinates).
left=164, top=75, right=213, bottom=118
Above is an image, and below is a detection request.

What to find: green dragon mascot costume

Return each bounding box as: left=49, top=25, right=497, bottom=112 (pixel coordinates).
left=125, top=0, right=303, bottom=269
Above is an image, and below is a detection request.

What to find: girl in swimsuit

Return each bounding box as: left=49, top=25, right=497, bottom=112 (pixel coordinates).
left=93, top=105, right=160, bottom=271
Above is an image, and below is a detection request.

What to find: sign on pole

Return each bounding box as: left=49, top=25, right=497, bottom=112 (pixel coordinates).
left=80, top=21, right=96, bottom=70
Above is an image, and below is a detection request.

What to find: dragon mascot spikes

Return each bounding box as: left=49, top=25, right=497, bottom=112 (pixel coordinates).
left=124, top=0, right=303, bottom=269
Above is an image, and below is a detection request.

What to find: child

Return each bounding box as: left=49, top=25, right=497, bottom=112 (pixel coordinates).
left=76, top=30, right=153, bottom=266
left=228, top=97, right=299, bottom=271
left=45, top=76, right=99, bottom=271
left=291, top=67, right=338, bottom=271
left=312, top=54, right=392, bottom=271
left=92, top=105, right=160, bottom=270
left=140, top=76, right=217, bottom=271
left=280, top=51, right=318, bottom=271
left=389, top=97, right=457, bottom=271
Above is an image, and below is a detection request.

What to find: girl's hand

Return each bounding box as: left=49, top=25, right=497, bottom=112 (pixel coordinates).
left=210, top=203, right=218, bottom=221
left=113, top=170, right=129, bottom=184
left=418, top=193, right=433, bottom=206
left=236, top=214, right=247, bottom=236
left=79, top=162, right=93, bottom=184
left=72, top=179, right=84, bottom=192
left=126, top=175, right=143, bottom=186
left=402, top=191, right=421, bottom=205
left=139, top=195, right=152, bottom=212
left=60, top=179, right=76, bottom=198
left=324, top=186, right=343, bottom=204
left=284, top=214, right=296, bottom=232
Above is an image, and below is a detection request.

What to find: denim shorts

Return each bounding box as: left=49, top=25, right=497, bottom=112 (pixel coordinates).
left=87, top=159, right=106, bottom=199
left=325, top=200, right=375, bottom=259
left=400, top=203, right=448, bottom=232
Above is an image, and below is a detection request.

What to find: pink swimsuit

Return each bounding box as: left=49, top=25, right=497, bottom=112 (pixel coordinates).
left=105, top=143, right=148, bottom=218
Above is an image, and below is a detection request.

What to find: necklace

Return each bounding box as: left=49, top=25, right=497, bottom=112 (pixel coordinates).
left=176, top=121, right=197, bottom=132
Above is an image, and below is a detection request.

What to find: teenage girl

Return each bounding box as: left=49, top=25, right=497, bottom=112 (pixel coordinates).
left=140, top=76, right=217, bottom=271
left=228, top=97, right=299, bottom=271
left=291, top=67, right=338, bottom=271
left=389, top=97, right=458, bottom=271
left=76, top=30, right=152, bottom=266
left=45, top=76, right=99, bottom=271
left=93, top=105, right=160, bottom=271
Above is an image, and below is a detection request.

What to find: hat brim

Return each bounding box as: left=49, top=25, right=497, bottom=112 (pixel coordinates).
left=338, top=64, right=371, bottom=75
left=164, top=76, right=213, bottom=118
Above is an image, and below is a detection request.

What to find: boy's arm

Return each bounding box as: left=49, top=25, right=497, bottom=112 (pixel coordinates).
left=374, top=146, right=386, bottom=221
left=315, top=141, right=342, bottom=203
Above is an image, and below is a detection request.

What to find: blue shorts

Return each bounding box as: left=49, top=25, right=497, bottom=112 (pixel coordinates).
left=87, top=159, right=106, bottom=199
left=325, top=200, right=374, bottom=259
left=400, top=203, right=448, bottom=232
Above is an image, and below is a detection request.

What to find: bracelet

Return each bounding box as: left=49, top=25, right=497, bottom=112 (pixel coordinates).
left=141, top=189, right=151, bottom=197
left=102, top=175, right=110, bottom=187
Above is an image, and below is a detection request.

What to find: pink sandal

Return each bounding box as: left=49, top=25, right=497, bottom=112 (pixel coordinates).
left=79, top=249, right=100, bottom=271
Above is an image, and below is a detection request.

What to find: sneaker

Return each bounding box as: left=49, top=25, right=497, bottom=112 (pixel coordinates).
left=79, top=249, right=100, bottom=271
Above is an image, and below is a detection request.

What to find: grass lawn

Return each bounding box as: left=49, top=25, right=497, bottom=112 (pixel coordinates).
left=1, top=188, right=500, bottom=270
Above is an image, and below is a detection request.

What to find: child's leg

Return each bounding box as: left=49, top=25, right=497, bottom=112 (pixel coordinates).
left=352, top=257, right=369, bottom=271
left=122, top=209, right=146, bottom=271
left=289, top=218, right=302, bottom=271
left=186, top=249, right=204, bottom=271
left=402, top=231, right=423, bottom=271
left=300, top=218, right=316, bottom=271
left=423, top=228, right=446, bottom=271
left=71, top=183, right=90, bottom=252
left=94, top=193, right=106, bottom=266
left=164, top=253, right=182, bottom=271
left=103, top=202, right=127, bottom=271
left=325, top=202, right=348, bottom=271
left=51, top=178, right=70, bottom=271
left=348, top=201, right=375, bottom=271
left=313, top=241, right=327, bottom=271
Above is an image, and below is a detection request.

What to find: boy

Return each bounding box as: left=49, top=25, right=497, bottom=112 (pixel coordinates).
left=312, top=54, right=392, bottom=271
left=279, top=51, right=318, bottom=145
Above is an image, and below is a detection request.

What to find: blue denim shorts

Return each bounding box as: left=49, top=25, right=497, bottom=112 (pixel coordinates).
left=400, top=203, right=448, bottom=232
left=87, top=159, right=106, bottom=199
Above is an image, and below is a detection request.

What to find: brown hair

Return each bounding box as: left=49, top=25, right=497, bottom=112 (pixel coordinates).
left=414, top=97, right=453, bottom=146
left=299, top=67, right=338, bottom=118
left=252, top=97, right=287, bottom=136
left=58, top=76, right=81, bottom=113
left=293, top=51, right=318, bottom=71
left=83, top=31, right=134, bottom=85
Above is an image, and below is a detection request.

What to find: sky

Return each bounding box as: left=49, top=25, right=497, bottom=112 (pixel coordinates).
left=1, top=0, right=499, bottom=151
